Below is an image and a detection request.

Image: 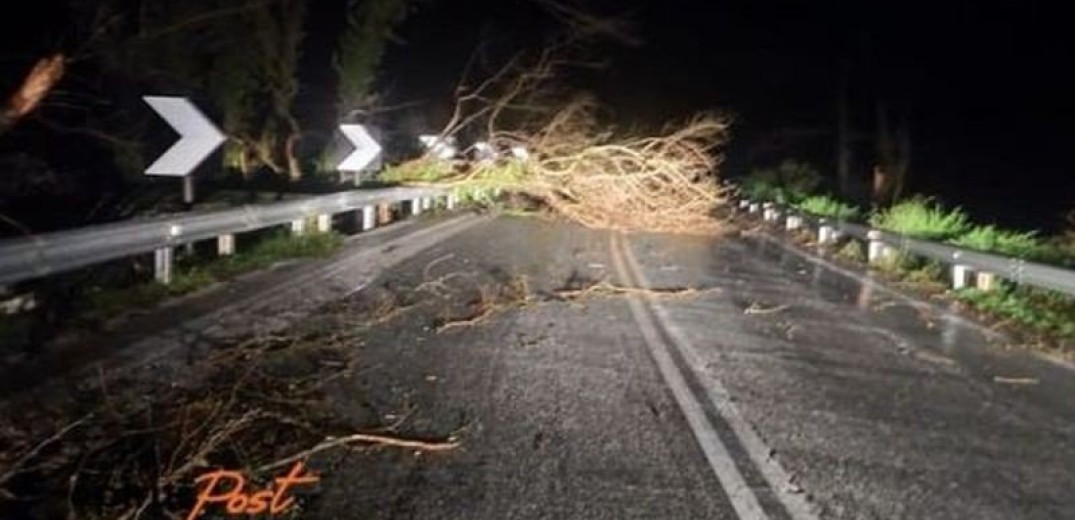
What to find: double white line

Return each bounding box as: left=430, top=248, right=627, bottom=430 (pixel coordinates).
left=609, top=233, right=818, bottom=520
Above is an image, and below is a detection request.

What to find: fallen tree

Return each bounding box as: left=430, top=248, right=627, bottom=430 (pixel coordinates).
left=384, top=24, right=732, bottom=235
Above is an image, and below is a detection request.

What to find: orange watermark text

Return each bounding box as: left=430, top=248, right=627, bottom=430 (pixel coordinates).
left=187, top=461, right=319, bottom=519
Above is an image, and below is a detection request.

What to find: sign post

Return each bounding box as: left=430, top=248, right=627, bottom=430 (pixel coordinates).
left=143, top=96, right=226, bottom=204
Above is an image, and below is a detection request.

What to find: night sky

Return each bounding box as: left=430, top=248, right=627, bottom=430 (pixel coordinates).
left=4, top=0, right=1075, bottom=231
left=379, top=0, right=1075, bottom=230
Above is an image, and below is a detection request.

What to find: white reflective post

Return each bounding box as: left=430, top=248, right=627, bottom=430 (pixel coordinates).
left=317, top=214, right=331, bottom=233
left=867, top=230, right=884, bottom=264
left=952, top=264, right=970, bottom=290
left=818, top=225, right=834, bottom=245
left=154, top=247, right=173, bottom=284
left=786, top=215, right=802, bottom=230
left=361, top=206, right=376, bottom=231
left=217, top=234, right=235, bottom=256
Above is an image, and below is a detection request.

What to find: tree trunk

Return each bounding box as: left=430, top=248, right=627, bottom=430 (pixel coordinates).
left=891, top=114, right=911, bottom=203
left=835, top=67, right=852, bottom=198
left=286, top=132, right=302, bottom=182
left=871, top=101, right=911, bottom=208
left=872, top=101, right=895, bottom=207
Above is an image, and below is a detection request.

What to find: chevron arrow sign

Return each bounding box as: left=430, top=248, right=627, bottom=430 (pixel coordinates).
left=142, top=96, right=226, bottom=176
left=336, top=124, right=383, bottom=172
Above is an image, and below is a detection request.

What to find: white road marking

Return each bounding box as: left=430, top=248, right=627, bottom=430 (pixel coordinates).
left=609, top=233, right=769, bottom=520
left=612, top=232, right=821, bottom=520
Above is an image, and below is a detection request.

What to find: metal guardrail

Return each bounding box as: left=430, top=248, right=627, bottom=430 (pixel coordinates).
left=0, top=186, right=447, bottom=286
left=738, top=198, right=1075, bottom=298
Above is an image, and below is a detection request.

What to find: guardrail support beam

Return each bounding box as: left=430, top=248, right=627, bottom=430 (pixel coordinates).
left=154, top=247, right=173, bottom=285
left=361, top=206, right=376, bottom=231
left=316, top=214, right=331, bottom=233
left=952, top=264, right=970, bottom=290
left=785, top=215, right=802, bottom=230
left=378, top=204, right=392, bottom=225
left=818, top=225, right=834, bottom=245
left=976, top=271, right=997, bottom=291
left=217, top=234, right=235, bottom=256
left=867, top=231, right=884, bottom=264
left=290, top=219, right=306, bottom=236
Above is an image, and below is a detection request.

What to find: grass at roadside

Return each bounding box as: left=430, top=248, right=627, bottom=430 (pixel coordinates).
left=81, top=231, right=343, bottom=323
left=954, top=284, right=1075, bottom=345
left=738, top=162, right=1075, bottom=356
left=809, top=234, right=1074, bottom=357
left=869, top=196, right=971, bottom=240
left=796, top=195, right=861, bottom=220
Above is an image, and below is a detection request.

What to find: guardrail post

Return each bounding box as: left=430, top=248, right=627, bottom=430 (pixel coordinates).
left=818, top=220, right=834, bottom=245
left=952, top=264, right=970, bottom=290
left=867, top=230, right=884, bottom=264
left=378, top=204, right=392, bottom=225
left=411, top=199, right=422, bottom=216
left=361, top=206, right=376, bottom=231
left=217, top=234, right=235, bottom=256
left=290, top=219, right=306, bottom=236
left=154, top=247, right=173, bottom=285
left=976, top=271, right=997, bottom=291
left=446, top=193, right=457, bottom=210
left=422, top=197, right=433, bottom=211
left=762, top=202, right=773, bottom=221
left=316, top=214, right=331, bottom=233
left=739, top=200, right=751, bottom=210
left=748, top=202, right=760, bottom=214
left=785, top=214, right=802, bottom=230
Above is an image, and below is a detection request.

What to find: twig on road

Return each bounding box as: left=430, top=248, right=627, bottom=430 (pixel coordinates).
left=992, top=376, right=1039, bottom=385
left=553, top=281, right=713, bottom=301
left=255, top=432, right=460, bottom=474
left=743, top=302, right=790, bottom=315
left=0, top=412, right=94, bottom=491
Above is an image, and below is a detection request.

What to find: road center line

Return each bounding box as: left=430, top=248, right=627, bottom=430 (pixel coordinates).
left=613, top=232, right=821, bottom=520
left=609, top=233, right=769, bottom=520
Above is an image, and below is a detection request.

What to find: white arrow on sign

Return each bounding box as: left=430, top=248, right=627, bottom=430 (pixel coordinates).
left=142, top=96, right=226, bottom=176
left=336, top=124, right=383, bottom=171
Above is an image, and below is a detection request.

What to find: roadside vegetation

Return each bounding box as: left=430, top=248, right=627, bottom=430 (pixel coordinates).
left=741, top=160, right=822, bottom=205
left=0, top=230, right=343, bottom=353
left=740, top=162, right=1075, bottom=357
left=83, top=230, right=343, bottom=323
left=869, top=196, right=970, bottom=240
left=795, top=195, right=861, bottom=220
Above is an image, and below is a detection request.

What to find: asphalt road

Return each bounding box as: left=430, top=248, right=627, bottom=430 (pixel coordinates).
left=297, top=215, right=1075, bottom=519
left=6, top=212, right=1074, bottom=519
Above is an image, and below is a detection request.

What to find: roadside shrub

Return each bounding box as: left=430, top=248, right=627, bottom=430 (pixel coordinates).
left=796, top=195, right=860, bottom=220
left=740, top=159, right=822, bottom=204
left=834, top=240, right=865, bottom=262
left=869, top=196, right=970, bottom=240
left=951, top=225, right=1045, bottom=260
left=956, top=284, right=1075, bottom=342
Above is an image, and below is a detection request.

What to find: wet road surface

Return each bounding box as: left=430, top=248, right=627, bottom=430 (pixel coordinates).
left=302, top=215, right=1075, bottom=519
left=7, top=213, right=1074, bottom=519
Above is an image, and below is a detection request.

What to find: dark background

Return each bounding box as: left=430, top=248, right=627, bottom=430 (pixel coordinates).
left=380, top=0, right=1075, bottom=230
left=3, top=0, right=1074, bottom=231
